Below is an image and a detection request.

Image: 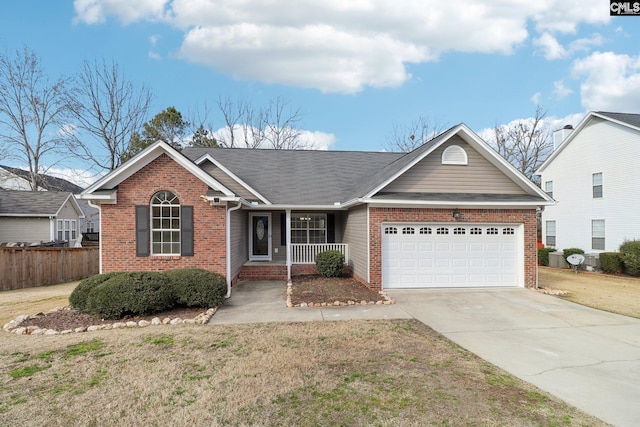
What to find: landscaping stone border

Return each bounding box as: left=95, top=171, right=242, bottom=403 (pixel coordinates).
left=3, top=306, right=217, bottom=336
left=285, top=280, right=395, bottom=308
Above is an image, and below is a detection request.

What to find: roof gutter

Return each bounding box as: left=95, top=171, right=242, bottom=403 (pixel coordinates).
left=362, top=198, right=556, bottom=208
left=225, top=201, right=243, bottom=298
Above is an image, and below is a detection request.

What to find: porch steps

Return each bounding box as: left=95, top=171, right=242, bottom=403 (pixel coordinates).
left=238, top=264, right=288, bottom=281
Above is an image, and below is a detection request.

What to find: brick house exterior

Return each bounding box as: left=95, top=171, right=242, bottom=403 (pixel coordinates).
left=81, top=124, right=553, bottom=295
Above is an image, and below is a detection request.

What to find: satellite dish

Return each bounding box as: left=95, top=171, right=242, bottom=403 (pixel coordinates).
left=566, top=254, right=585, bottom=265
left=566, top=254, right=585, bottom=273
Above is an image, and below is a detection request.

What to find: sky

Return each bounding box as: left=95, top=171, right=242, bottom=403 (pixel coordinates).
left=1, top=1, right=640, bottom=187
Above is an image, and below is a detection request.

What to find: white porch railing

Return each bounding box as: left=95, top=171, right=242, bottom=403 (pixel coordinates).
left=291, top=243, right=349, bottom=265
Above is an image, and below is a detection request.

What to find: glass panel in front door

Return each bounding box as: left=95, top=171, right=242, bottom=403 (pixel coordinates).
left=252, top=215, right=269, bottom=256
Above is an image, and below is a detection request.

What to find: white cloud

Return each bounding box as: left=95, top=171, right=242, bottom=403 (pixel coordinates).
left=553, top=80, right=572, bottom=100
left=571, top=51, right=640, bottom=111
left=477, top=111, right=585, bottom=143
left=534, top=32, right=602, bottom=60
left=73, top=0, right=168, bottom=25
left=212, top=125, right=335, bottom=149
left=73, top=0, right=609, bottom=93
left=531, top=92, right=542, bottom=104
left=46, top=168, right=104, bottom=189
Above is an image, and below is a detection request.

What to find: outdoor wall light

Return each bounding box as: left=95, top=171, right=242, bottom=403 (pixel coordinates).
left=452, top=208, right=461, bottom=220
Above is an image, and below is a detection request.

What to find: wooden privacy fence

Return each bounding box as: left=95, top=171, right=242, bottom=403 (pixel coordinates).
left=0, top=247, right=99, bottom=291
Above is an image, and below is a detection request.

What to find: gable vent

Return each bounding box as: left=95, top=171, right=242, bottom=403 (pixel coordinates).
left=442, top=145, right=468, bottom=165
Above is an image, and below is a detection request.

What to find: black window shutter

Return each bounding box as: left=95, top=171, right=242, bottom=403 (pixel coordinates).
left=135, top=205, right=150, bottom=257
left=181, top=205, right=194, bottom=256
left=327, top=213, right=335, bottom=243
left=280, top=213, right=286, bottom=246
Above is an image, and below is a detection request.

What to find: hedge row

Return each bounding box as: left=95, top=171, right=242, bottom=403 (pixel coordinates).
left=70, top=268, right=226, bottom=319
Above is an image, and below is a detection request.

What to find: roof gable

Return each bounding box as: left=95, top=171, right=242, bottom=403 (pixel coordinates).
left=364, top=124, right=550, bottom=202
left=537, top=111, right=640, bottom=173
left=0, top=189, right=84, bottom=217
left=81, top=141, right=235, bottom=202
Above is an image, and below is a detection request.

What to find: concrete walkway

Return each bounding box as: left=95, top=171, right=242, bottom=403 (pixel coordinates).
left=211, top=281, right=640, bottom=426
left=208, top=280, right=411, bottom=324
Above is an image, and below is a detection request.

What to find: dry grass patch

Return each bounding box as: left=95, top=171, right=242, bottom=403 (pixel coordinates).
left=0, top=281, right=79, bottom=326
left=1, top=320, right=604, bottom=426
left=539, top=267, right=640, bottom=318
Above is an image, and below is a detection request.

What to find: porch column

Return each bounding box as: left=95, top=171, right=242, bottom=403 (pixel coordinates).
left=286, top=209, right=291, bottom=280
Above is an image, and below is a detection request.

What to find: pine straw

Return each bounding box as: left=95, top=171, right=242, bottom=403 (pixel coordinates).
left=1, top=320, right=604, bottom=426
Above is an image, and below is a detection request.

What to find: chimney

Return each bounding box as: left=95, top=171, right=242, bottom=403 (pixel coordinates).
left=553, top=124, right=573, bottom=150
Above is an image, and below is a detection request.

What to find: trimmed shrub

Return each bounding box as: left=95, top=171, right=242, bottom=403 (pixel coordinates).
left=69, top=272, right=121, bottom=311
left=86, top=272, right=175, bottom=319
left=599, top=252, right=623, bottom=274
left=165, top=268, right=226, bottom=308
left=562, top=248, right=585, bottom=259
left=619, top=240, right=640, bottom=277
left=316, top=250, right=344, bottom=277
left=538, top=248, right=555, bottom=267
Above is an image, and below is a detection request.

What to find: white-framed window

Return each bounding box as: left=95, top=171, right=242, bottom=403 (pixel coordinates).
left=545, top=181, right=553, bottom=198
left=86, top=221, right=94, bottom=233
left=419, top=227, right=432, bottom=235
left=592, top=220, right=605, bottom=250
left=487, top=227, right=499, bottom=235
left=402, top=227, right=415, bottom=235
left=292, top=213, right=326, bottom=244
left=470, top=227, right=482, bottom=235
left=436, top=227, right=449, bottom=235
left=453, top=227, right=465, bottom=235
left=503, top=227, right=515, bottom=235
left=546, top=221, right=556, bottom=247
left=71, top=220, right=77, bottom=240
left=151, top=191, right=181, bottom=255
left=592, top=172, right=603, bottom=198
left=64, top=220, right=70, bottom=241
left=384, top=226, right=397, bottom=235
left=56, top=220, right=63, bottom=241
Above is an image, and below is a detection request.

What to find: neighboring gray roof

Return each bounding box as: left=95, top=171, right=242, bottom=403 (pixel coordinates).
left=183, top=147, right=403, bottom=205
left=0, top=165, right=84, bottom=193
left=0, top=189, right=75, bottom=216
left=595, top=112, right=640, bottom=129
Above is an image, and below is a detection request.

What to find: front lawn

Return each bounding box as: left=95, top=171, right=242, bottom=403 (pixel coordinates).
left=1, top=321, right=604, bottom=426
left=538, top=266, right=640, bottom=319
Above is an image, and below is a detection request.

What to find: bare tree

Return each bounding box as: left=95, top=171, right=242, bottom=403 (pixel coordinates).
left=0, top=47, right=73, bottom=190
left=489, top=106, right=552, bottom=183
left=384, top=115, right=448, bottom=152
left=67, top=59, right=152, bottom=171
left=186, top=104, right=218, bottom=148
left=216, top=96, right=310, bottom=149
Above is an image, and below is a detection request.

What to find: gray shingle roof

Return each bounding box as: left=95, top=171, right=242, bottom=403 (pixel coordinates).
left=0, top=165, right=84, bottom=193
left=182, top=147, right=404, bottom=205
left=596, top=112, right=640, bottom=129
left=0, top=189, right=74, bottom=216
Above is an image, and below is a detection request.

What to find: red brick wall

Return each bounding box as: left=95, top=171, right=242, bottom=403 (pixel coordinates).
left=100, top=154, right=226, bottom=275
left=368, top=207, right=538, bottom=289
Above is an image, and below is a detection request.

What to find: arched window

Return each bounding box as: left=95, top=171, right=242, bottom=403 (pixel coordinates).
left=151, top=191, right=181, bottom=255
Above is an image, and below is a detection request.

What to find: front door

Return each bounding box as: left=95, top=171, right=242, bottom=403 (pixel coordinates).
left=249, top=213, right=271, bottom=261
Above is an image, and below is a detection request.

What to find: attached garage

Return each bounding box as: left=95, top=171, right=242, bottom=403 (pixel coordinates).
left=381, top=223, right=523, bottom=289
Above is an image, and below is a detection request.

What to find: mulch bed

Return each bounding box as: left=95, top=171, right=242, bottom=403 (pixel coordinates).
left=18, top=307, right=206, bottom=332
left=289, top=275, right=387, bottom=306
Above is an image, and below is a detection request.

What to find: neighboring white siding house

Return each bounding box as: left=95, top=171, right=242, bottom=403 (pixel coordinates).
left=536, top=112, right=640, bottom=253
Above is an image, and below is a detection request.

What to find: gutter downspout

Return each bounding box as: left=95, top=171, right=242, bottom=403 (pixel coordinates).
left=226, top=201, right=243, bottom=298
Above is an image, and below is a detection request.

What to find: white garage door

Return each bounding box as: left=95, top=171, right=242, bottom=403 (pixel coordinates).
left=382, top=223, right=521, bottom=289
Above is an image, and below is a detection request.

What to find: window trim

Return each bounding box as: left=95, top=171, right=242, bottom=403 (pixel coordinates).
left=591, top=219, right=605, bottom=251
left=150, top=191, right=181, bottom=256
left=592, top=172, right=603, bottom=198
left=544, top=180, right=553, bottom=199
left=291, top=213, right=327, bottom=244
left=545, top=220, right=556, bottom=247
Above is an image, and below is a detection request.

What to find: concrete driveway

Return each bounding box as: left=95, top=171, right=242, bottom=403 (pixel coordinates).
left=388, top=287, right=640, bottom=427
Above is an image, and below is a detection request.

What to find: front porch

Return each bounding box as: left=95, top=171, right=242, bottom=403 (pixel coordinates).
left=238, top=243, right=349, bottom=281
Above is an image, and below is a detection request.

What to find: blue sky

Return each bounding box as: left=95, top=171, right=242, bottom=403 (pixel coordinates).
left=1, top=1, right=640, bottom=185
